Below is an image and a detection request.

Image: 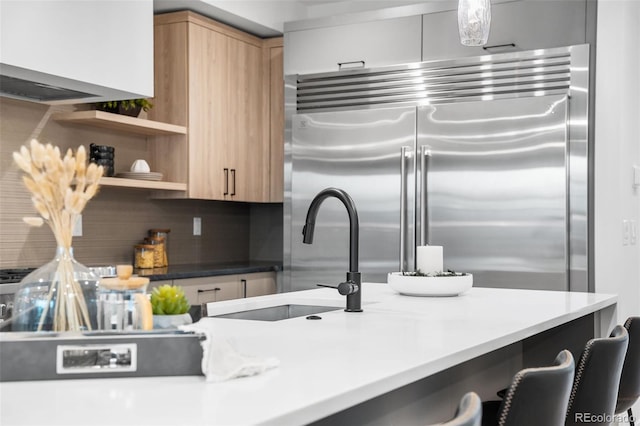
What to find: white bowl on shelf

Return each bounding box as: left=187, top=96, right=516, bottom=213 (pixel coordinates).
left=131, top=159, right=151, bottom=173
left=387, top=272, right=473, bottom=297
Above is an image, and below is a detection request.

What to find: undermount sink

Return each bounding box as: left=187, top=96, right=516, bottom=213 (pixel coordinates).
left=210, top=304, right=341, bottom=321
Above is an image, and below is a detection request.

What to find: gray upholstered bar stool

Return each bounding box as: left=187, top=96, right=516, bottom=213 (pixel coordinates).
left=481, top=349, right=575, bottom=426
left=565, top=325, right=629, bottom=426
left=434, top=392, right=482, bottom=426
left=615, top=317, right=640, bottom=426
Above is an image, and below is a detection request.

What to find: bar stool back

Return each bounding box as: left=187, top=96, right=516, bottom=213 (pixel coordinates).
left=565, top=325, right=629, bottom=426
left=481, top=349, right=575, bottom=426
left=436, top=392, right=482, bottom=426
left=615, top=317, right=640, bottom=426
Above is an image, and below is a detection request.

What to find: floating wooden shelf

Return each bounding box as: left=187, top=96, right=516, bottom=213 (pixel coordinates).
left=100, top=177, right=187, bottom=191
left=53, top=111, right=187, bottom=136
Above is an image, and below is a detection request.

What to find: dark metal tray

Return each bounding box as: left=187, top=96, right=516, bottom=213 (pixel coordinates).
left=0, top=330, right=204, bottom=381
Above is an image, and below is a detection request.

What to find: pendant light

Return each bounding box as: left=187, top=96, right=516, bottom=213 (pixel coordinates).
left=458, top=0, right=492, bottom=46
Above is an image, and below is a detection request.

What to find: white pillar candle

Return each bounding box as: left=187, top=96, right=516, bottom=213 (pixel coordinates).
left=416, top=245, right=443, bottom=274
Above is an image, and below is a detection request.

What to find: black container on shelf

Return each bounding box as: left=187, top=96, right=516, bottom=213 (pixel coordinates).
left=89, top=144, right=115, bottom=177
left=90, top=151, right=114, bottom=160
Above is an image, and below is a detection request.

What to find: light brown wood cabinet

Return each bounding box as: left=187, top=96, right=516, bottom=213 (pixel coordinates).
left=242, top=271, right=277, bottom=298
left=150, top=11, right=283, bottom=202
left=265, top=38, right=284, bottom=203
left=149, top=271, right=277, bottom=306
left=162, top=275, right=242, bottom=305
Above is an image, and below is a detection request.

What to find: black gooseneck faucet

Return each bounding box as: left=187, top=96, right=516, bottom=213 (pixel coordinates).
left=302, top=187, right=362, bottom=312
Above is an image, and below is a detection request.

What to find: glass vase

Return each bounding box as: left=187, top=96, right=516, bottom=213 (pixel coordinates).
left=12, top=247, right=99, bottom=332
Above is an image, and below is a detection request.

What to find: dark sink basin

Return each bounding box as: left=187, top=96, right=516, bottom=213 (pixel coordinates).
left=210, top=304, right=341, bottom=321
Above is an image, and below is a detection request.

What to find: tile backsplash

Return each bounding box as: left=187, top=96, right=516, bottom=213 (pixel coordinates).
left=0, top=97, right=282, bottom=268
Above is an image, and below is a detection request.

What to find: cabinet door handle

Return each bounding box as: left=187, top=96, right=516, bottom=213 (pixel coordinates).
left=230, top=169, right=236, bottom=196
left=338, top=61, right=365, bottom=70
left=224, top=168, right=229, bottom=195
left=482, top=43, right=516, bottom=51
left=241, top=279, right=247, bottom=298
left=197, top=288, right=221, bottom=293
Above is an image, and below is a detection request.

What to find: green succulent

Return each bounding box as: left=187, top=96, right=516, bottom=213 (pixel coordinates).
left=150, top=285, right=190, bottom=315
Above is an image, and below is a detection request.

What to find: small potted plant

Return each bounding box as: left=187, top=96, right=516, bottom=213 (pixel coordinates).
left=150, top=284, right=192, bottom=329
left=95, top=98, right=153, bottom=117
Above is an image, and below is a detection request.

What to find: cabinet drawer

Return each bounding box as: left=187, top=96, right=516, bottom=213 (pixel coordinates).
left=175, top=276, right=242, bottom=305
left=284, top=15, right=422, bottom=75
left=422, top=0, right=587, bottom=60
left=195, top=281, right=241, bottom=304
left=170, top=271, right=276, bottom=305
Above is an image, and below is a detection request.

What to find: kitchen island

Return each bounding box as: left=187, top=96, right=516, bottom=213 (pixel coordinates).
left=0, top=284, right=616, bottom=425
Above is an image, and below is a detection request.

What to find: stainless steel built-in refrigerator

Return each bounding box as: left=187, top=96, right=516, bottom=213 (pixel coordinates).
left=284, top=45, right=589, bottom=293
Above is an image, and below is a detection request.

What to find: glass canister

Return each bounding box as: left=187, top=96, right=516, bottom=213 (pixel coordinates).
left=97, top=267, right=152, bottom=331
left=148, top=229, right=170, bottom=266
left=134, top=244, right=155, bottom=269
left=145, top=237, right=166, bottom=268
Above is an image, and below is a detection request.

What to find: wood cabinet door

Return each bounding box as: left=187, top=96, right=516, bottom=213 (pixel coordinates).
left=153, top=12, right=275, bottom=202
left=188, top=24, right=229, bottom=200
left=225, top=36, right=267, bottom=202
left=243, top=272, right=277, bottom=298
left=268, top=41, right=284, bottom=203
left=213, top=280, right=244, bottom=302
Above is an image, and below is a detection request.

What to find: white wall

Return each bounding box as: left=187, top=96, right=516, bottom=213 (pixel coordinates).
left=595, top=1, right=640, bottom=422
left=595, top=0, right=640, bottom=322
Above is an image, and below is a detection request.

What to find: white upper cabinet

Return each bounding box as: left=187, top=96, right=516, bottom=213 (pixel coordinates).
left=422, top=0, right=588, bottom=60
left=0, top=0, right=153, bottom=104
left=284, top=15, right=422, bottom=76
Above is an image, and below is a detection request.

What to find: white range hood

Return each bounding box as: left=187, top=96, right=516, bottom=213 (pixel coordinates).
left=0, top=0, right=154, bottom=104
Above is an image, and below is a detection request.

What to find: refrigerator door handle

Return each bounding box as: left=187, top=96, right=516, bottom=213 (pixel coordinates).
left=420, top=146, right=431, bottom=246
left=400, top=146, right=408, bottom=272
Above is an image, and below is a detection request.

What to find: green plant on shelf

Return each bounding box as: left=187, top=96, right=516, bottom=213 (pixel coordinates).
left=96, top=98, right=153, bottom=112
left=150, top=284, right=190, bottom=315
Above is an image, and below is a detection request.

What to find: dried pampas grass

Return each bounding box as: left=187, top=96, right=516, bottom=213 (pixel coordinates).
left=13, top=139, right=104, bottom=331
left=13, top=139, right=103, bottom=248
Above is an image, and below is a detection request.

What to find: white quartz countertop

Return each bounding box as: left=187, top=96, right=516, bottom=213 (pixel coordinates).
left=0, top=284, right=616, bottom=426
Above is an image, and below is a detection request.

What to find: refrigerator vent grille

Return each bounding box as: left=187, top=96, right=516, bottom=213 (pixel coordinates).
left=296, top=50, right=573, bottom=112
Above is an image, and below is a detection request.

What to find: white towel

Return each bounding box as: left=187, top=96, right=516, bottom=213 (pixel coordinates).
left=179, top=319, right=280, bottom=382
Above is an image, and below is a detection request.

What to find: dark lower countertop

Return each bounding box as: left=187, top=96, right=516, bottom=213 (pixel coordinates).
left=133, top=261, right=282, bottom=282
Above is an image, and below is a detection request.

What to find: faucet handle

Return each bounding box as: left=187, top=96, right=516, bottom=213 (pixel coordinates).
left=337, top=281, right=359, bottom=296
left=316, top=283, right=337, bottom=290
left=316, top=281, right=359, bottom=296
